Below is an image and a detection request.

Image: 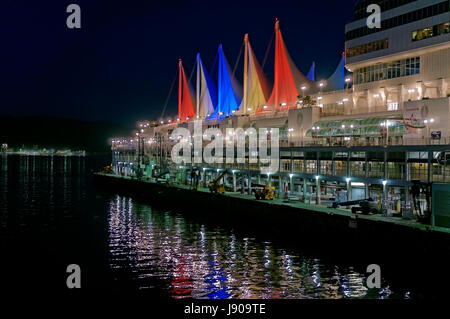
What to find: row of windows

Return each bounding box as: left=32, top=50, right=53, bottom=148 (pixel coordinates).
left=346, top=1, right=449, bottom=41
left=412, top=21, right=450, bottom=41
left=234, top=161, right=450, bottom=182
left=355, top=57, right=420, bottom=84
left=346, top=38, right=389, bottom=58
left=354, top=0, right=418, bottom=21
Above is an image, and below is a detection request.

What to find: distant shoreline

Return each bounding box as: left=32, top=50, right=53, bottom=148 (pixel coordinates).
left=0, top=115, right=131, bottom=153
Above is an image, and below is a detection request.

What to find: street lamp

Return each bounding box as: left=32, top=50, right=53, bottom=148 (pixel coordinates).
left=315, top=175, right=321, bottom=205
left=382, top=179, right=388, bottom=215
left=345, top=76, right=352, bottom=90
left=288, top=173, right=294, bottom=194
left=380, top=120, right=393, bottom=145
left=232, top=170, right=237, bottom=192
left=346, top=177, right=351, bottom=201
left=301, top=85, right=306, bottom=97
left=423, top=118, right=434, bottom=144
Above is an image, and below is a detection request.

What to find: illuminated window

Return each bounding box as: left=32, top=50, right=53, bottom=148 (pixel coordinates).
left=355, top=57, right=420, bottom=84
left=346, top=39, right=388, bottom=58
left=412, top=22, right=449, bottom=41
left=293, top=160, right=303, bottom=173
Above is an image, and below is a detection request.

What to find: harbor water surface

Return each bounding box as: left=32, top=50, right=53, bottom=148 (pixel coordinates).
left=0, top=155, right=443, bottom=299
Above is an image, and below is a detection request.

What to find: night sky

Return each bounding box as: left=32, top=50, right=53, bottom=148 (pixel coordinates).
left=1, top=0, right=359, bottom=126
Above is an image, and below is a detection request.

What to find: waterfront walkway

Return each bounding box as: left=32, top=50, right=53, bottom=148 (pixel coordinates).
left=97, top=173, right=450, bottom=235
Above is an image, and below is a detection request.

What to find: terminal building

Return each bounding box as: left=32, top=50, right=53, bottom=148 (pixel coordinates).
left=111, top=0, right=450, bottom=224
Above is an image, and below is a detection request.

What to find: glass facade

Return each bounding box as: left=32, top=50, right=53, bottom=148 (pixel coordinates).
left=346, top=39, right=388, bottom=58
left=281, top=160, right=291, bottom=172
left=334, top=161, right=348, bottom=176
left=346, top=1, right=449, bottom=41
left=306, top=160, right=317, bottom=174
left=355, top=57, right=420, bottom=84
left=351, top=161, right=366, bottom=177
left=367, top=162, right=384, bottom=178
left=293, top=160, right=303, bottom=173
left=409, top=162, right=428, bottom=181
left=320, top=160, right=333, bottom=175
left=412, top=21, right=450, bottom=41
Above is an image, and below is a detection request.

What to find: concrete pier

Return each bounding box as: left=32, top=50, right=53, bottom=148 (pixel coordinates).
left=94, top=172, right=450, bottom=255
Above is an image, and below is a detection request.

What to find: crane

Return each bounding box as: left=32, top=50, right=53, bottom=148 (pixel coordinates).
left=208, top=170, right=228, bottom=193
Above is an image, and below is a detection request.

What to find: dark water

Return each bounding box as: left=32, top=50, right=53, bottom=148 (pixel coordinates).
left=0, top=154, right=443, bottom=299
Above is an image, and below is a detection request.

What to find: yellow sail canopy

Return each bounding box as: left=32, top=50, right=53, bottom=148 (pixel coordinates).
left=196, top=53, right=217, bottom=119
left=239, top=34, right=269, bottom=115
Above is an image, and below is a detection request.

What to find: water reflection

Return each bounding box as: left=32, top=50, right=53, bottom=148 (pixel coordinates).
left=107, top=195, right=398, bottom=299
left=0, top=154, right=92, bottom=241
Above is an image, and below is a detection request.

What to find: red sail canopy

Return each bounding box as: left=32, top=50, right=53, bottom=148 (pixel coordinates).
left=258, top=19, right=312, bottom=113
left=178, top=59, right=195, bottom=121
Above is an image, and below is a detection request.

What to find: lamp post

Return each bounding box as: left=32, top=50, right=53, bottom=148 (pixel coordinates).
left=232, top=170, right=236, bottom=192
left=424, top=118, right=434, bottom=144
left=346, top=177, right=351, bottom=202
left=203, top=167, right=207, bottom=188
left=318, top=81, right=325, bottom=91
left=382, top=179, right=388, bottom=216
left=350, top=124, right=355, bottom=146
left=136, top=132, right=142, bottom=167
left=342, top=124, right=346, bottom=145
left=386, top=120, right=390, bottom=145
left=301, top=85, right=306, bottom=97
left=289, top=173, right=294, bottom=194
left=345, top=77, right=352, bottom=90
left=315, top=175, right=321, bottom=205
left=380, top=120, right=391, bottom=146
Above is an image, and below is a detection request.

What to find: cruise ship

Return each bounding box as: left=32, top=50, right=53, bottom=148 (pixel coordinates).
left=109, top=0, right=450, bottom=228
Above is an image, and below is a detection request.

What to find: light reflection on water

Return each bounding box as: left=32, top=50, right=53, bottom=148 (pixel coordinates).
left=107, top=195, right=397, bottom=299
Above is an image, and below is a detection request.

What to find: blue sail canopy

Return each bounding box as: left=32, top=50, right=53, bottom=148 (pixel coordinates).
left=307, top=61, right=316, bottom=81
left=209, top=44, right=242, bottom=120
left=325, top=54, right=345, bottom=92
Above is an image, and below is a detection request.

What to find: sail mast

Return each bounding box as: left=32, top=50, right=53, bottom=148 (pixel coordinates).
left=178, top=59, right=182, bottom=119
left=196, top=54, right=200, bottom=118
left=274, top=19, right=280, bottom=112
left=243, top=34, right=249, bottom=115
